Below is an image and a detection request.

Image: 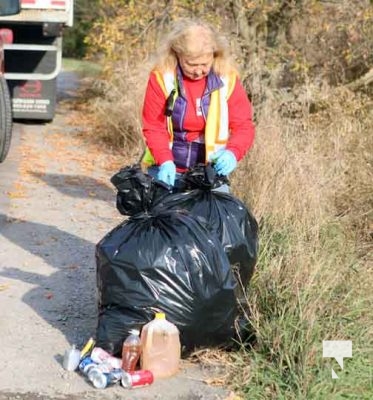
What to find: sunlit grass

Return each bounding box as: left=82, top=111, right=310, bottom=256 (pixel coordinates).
left=62, top=57, right=102, bottom=77
left=226, top=85, right=373, bottom=399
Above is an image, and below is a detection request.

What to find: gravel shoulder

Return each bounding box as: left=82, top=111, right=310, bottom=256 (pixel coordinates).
left=0, top=71, right=232, bottom=400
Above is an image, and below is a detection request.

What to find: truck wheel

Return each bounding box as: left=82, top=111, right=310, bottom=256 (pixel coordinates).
left=0, top=75, right=13, bottom=163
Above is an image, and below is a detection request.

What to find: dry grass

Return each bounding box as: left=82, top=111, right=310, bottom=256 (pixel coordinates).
left=228, top=82, right=373, bottom=398
left=83, top=59, right=150, bottom=159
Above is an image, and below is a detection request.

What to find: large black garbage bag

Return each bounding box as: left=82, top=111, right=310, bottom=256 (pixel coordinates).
left=161, top=164, right=259, bottom=292
left=96, top=167, right=238, bottom=355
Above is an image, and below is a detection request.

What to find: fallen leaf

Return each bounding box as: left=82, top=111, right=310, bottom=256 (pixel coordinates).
left=204, top=377, right=226, bottom=386
left=0, top=283, right=11, bottom=291
left=224, top=393, right=243, bottom=400
left=7, top=191, right=27, bottom=199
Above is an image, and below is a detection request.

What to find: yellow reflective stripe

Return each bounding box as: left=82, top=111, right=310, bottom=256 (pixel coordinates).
left=141, top=147, right=155, bottom=167
left=141, top=71, right=175, bottom=167
left=158, top=71, right=175, bottom=143
left=227, top=73, right=236, bottom=99
left=205, top=74, right=237, bottom=161
left=154, top=71, right=168, bottom=97
left=205, top=89, right=221, bottom=162
left=167, top=116, right=174, bottom=142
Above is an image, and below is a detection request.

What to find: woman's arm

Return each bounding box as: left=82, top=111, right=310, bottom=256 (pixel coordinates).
left=226, top=78, right=255, bottom=161
left=142, top=72, right=174, bottom=165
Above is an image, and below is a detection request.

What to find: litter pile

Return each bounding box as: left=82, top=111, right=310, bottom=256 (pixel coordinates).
left=64, top=311, right=181, bottom=389
left=63, top=163, right=258, bottom=389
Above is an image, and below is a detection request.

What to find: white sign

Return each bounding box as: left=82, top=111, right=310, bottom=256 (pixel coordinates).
left=323, top=340, right=352, bottom=379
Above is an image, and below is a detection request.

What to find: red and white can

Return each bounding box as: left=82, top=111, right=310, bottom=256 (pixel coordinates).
left=90, top=347, right=122, bottom=370
left=121, top=369, right=154, bottom=389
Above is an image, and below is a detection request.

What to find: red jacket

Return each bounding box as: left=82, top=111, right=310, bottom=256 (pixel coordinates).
left=142, top=71, right=255, bottom=166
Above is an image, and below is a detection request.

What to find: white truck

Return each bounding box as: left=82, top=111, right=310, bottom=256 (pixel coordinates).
left=0, top=0, right=74, bottom=162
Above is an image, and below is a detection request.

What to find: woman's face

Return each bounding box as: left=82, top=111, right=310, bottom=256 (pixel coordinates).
left=178, top=53, right=214, bottom=80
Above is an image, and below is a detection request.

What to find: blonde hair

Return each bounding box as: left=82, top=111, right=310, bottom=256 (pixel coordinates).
left=152, top=18, right=239, bottom=76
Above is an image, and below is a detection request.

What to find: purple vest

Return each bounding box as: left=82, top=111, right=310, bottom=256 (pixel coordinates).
left=171, top=66, right=224, bottom=169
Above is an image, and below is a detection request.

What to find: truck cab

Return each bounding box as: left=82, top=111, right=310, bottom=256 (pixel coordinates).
left=0, top=0, right=74, bottom=162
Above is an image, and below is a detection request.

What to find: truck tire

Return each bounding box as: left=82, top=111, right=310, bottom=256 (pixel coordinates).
left=0, top=75, right=13, bottom=163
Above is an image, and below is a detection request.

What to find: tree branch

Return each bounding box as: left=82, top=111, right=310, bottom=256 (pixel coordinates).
left=346, top=68, right=373, bottom=91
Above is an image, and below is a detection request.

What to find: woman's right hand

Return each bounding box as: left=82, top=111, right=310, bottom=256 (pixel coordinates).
left=157, top=161, right=176, bottom=186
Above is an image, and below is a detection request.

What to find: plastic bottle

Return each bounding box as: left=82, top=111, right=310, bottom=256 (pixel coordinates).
left=121, top=329, right=142, bottom=372
left=140, top=312, right=181, bottom=378
left=62, top=344, right=81, bottom=371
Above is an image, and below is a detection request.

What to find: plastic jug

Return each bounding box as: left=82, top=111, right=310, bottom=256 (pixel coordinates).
left=140, top=312, right=181, bottom=378
left=122, top=329, right=142, bottom=372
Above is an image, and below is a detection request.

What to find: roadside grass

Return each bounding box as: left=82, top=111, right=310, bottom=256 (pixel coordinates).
left=227, top=85, right=373, bottom=399
left=62, top=57, right=102, bottom=77
left=69, top=60, right=148, bottom=155
left=229, top=223, right=373, bottom=399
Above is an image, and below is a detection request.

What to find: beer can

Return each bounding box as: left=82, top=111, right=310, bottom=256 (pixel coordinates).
left=121, top=370, right=154, bottom=389
left=78, top=356, right=97, bottom=375
left=90, top=347, right=122, bottom=369
left=89, top=368, right=123, bottom=389
left=90, top=361, right=112, bottom=374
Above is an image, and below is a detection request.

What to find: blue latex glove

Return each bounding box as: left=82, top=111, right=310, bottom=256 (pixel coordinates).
left=212, top=149, right=237, bottom=176
left=157, top=161, right=176, bottom=186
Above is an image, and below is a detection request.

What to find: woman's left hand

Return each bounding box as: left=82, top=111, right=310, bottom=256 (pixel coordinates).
left=212, top=149, right=237, bottom=176
left=157, top=160, right=176, bottom=186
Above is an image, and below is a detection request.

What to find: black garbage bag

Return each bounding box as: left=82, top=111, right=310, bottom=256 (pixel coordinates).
left=110, top=164, right=171, bottom=216
left=96, top=167, right=238, bottom=355
left=160, top=164, right=259, bottom=293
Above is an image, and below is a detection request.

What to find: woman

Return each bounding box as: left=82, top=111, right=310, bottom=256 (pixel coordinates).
left=141, top=18, right=255, bottom=188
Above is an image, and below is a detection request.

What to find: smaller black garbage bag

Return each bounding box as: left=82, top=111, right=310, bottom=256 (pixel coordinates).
left=161, top=164, right=259, bottom=292
left=110, top=164, right=171, bottom=216
left=96, top=166, right=238, bottom=355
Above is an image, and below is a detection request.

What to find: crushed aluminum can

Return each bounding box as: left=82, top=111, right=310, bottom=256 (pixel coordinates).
left=88, top=368, right=123, bottom=389
left=78, top=356, right=97, bottom=376
left=121, top=369, right=154, bottom=389
left=90, top=347, right=122, bottom=369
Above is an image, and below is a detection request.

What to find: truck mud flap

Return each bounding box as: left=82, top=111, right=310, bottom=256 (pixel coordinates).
left=8, top=78, right=56, bottom=120
left=0, top=75, right=13, bottom=163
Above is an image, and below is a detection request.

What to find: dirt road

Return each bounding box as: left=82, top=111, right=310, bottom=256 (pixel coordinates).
left=0, top=71, right=231, bottom=400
